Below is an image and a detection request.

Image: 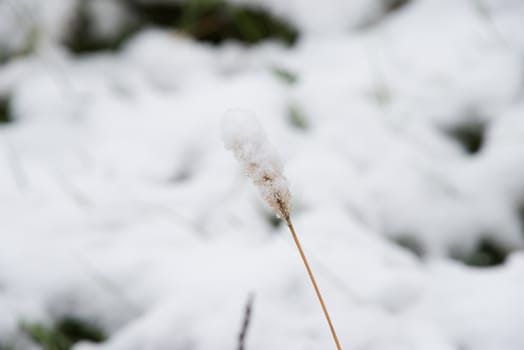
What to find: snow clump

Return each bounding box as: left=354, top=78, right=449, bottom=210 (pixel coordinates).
left=221, top=108, right=292, bottom=220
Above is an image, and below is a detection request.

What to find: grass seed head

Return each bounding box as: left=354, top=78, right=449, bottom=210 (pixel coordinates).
left=221, top=108, right=292, bottom=220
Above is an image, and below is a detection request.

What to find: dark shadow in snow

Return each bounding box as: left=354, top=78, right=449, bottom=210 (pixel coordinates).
left=358, top=0, right=412, bottom=29
left=265, top=211, right=283, bottom=229
left=517, top=202, right=524, bottom=239
left=0, top=95, right=12, bottom=124
left=64, top=0, right=299, bottom=55
left=450, top=237, right=509, bottom=267
left=391, top=234, right=425, bottom=258
left=21, top=317, right=107, bottom=350
left=444, top=119, right=486, bottom=155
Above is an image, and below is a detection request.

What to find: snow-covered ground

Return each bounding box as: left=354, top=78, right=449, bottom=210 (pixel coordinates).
left=1, top=0, right=524, bottom=349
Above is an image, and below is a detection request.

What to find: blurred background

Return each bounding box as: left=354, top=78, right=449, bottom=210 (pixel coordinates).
left=1, top=0, right=524, bottom=349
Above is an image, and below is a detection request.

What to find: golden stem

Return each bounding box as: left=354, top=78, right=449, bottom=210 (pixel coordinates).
left=286, top=219, right=343, bottom=350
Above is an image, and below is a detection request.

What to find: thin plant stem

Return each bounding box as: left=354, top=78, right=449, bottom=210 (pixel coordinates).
left=238, top=293, right=255, bottom=350
left=286, top=219, right=342, bottom=350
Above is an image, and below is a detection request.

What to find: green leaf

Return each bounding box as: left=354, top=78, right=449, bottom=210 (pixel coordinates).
left=21, top=317, right=107, bottom=350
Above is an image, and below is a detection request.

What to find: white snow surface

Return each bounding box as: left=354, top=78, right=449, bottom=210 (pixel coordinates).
left=1, top=0, right=524, bottom=349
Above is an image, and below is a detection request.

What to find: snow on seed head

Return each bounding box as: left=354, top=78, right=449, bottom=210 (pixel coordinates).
left=221, top=108, right=292, bottom=221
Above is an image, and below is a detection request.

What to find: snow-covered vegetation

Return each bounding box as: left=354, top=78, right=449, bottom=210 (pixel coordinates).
left=1, top=0, right=524, bottom=349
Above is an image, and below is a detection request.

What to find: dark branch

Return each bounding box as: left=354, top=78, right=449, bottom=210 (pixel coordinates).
left=238, top=293, right=255, bottom=350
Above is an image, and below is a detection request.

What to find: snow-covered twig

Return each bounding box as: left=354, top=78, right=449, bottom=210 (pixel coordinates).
left=221, top=109, right=343, bottom=350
